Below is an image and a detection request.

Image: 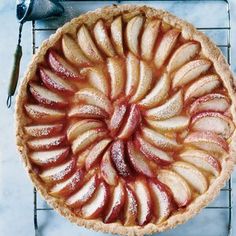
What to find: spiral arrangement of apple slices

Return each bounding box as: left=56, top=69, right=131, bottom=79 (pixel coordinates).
left=23, top=15, right=234, bottom=226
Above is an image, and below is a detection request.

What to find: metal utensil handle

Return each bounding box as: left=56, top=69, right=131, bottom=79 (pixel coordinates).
left=7, top=23, right=23, bottom=108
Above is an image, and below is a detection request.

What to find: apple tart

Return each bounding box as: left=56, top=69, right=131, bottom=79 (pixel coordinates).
left=16, top=5, right=236, bottom=235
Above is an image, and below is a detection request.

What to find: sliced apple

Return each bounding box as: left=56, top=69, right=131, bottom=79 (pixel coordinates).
left=48, top=49, right=82, bottom=80
left=66, top=175, right=98, bottom=207
left=85, top=138, right=112, bottom=170
left=68, top=105, right=108, bottom=119
left=130, top=60, right=153, bottom=103
left=30, top=147, right=69, bottom=167
left=67, top=119, right=104, bottom=142
left=127, top=141, right=154, bottom=177
left=77, top=25, right=103, bottom=63
left=107, top=57, right=125, bottom=101
left=172, top=161, right=208, bottom=194
left=25, top=104, right=65, bottom=122
left=135, top=133, right=173, bottom=164
left=149, top=179, right=173, bottom=223
left=40, top=158, right=75, bottom=184
left=141, top=19, right=160, bottom=61
left=62, top=34, right=91, bottom=67
left=125, top=15, right=144, bottom=56
left=158, top=169, right=191, bottom=207
left=39, top=67, right=76, bottom=95
left=146, top=116, right=190, bottom=132
left=125, top=52, right=139, bottom=97
left=72, top=128, right=107, bottom=155
left=81, top=181, right=109, bottom=219
left=154, top=29, right=180, bottom=69
left=109, top=102, right=127, bottom=137
left=80, top=67, right=109, bottom=96
left=118, top=104, right=141, bottom=140
left=75, top=88, right=112, bottom=115
left=191, top=112, right=234, bottom=139
left=29, top=83, right=68, bottom=108
left=179, top=149, right=221, bottom=176
left=189, top=93, right=230, bottom=115
left=94, top=19, right=116, bottom=57
left=184, top=131, right=228, bottom=154
left=111, top=16, right=124, bottom=56
left=104, top=182, right=126, bottom=223
left=134, top=178, right=152, bottom=226
left=24, top=124, right=63, bottom=137
left=141, top=127, right=181, bottom=151
left=101, top=149, right=118, bottom=186
left=172, top=59, right=212, bottom=89
left=167, top=41, right=200, bottom=72
left=27, top=135, right=66, bottom=151
left=124, top=185, right=138, bottom=226
left=139, top=73, right=170, bottom=108
left=184, top=74, right=220, bottom=101
left=145, top=90, right=183, bottom=120
left=111, top=140, right=131, bottom=177
left=50, top=168, right=85, bottom=197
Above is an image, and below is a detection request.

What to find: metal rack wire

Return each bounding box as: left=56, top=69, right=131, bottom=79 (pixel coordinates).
left=31, top=1, right=233, bottom=235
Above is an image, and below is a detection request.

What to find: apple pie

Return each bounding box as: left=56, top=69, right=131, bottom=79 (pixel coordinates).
left=16, top=5, right=236, bottom=235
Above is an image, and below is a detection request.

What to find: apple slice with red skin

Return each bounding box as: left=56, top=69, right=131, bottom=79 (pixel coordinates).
left=179, top=149, right=221, bottom=176
left=158, top=169, right=191, bottom=207
left=107, top=57, right=125, bottom=101
left=191, top=112, right=234, bottom=139
left=123, top=185, right=138, bottom=226
left=62, top=34, right=91, bottom=67
left=85, top=138, right=112, bottom=170
left=125, top=15, right=144, bottom=56
left=72, top=128, right=107, bottom=155
left=135, top=133, right=173, bottom=164
left=94, top=19, right=116, bottom=57
left=172, top=59, right=212, bottom=89
left=141, top=19, right=160, bottom=61
left=81, top=180, right=109, bottom=219
left=30, top=147, right=69, bottom=167
left=75, top=88, right=112, bottom=115
left=167, top=41, right=200, bottom=73
left=48, top=49, right=83, bottom=80
left=50, top=168, right=85, bottom=197
left=154, top=29, right=180, bottom=69
left=184, top=131, right=228, bottom=154
left=39, top=67, right=76, bottom=95
left=185, top=74, right=220, bottom=101
left=68, top=105, right=109, bottom=119
left=149, top=179, right=173, bottom=223
left=40, top=157, right=76, bottom=184
left=111, top=140, right=132, bottom=177
left=66, top=175, right=99, bottom=208
left=24, top=124, right=63, bottom=137
left=189, top=93, right=230, bottom=115
left=67, top=119, right=104, bottom=142
left=25, top=104, right=65, bottom=122
left=77, top=25, right=103, bottom=63
left=141, top=127, right=181, bottom=151
left=29, top=83, right=68, bottom=108
left=118, top=104, right=141, bottom=140
left=109, top=102, right=127, bottom=137
left=127, top=141, right=154, bottom=178
left=134, top=178, right=152, bottom=226
left=101, top=149, right=118, bottom=186
left=27, top=135, right=66, bottom=151
left=104, top=182, right=126, bottom=223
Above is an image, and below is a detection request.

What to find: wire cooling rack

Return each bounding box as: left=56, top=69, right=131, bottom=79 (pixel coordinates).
left=31, top=1, right=233, bottom=236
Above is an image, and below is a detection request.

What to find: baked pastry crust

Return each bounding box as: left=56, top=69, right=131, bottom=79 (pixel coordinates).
left=15, top=5, right=235, bottom=235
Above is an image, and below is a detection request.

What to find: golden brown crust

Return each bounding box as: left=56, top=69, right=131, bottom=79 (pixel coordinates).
left=15, top=5, right=235, bottom=235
